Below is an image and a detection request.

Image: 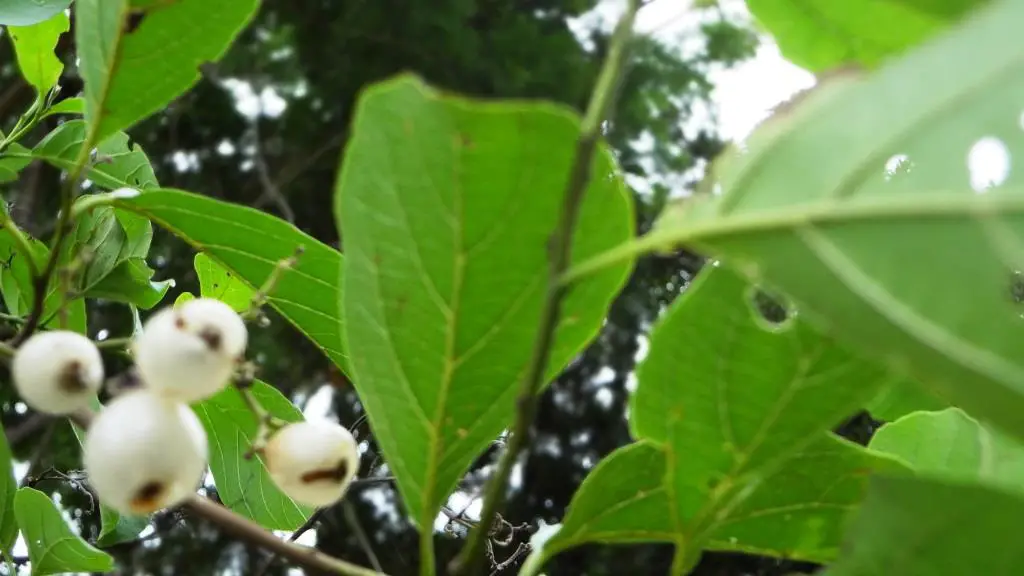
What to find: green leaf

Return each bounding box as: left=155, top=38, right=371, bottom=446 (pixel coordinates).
left=869, top=407, right=1024, bottom=495
left=0, top=0, right=70, bottom=26
left=525, top=266, right=900, bottom=571
left=0, top=420, right=17, bottom=555
left=174, top=291, right=195, bottom=306
left=0, top=233, right=86, bottom=333
left=335, top=74, right=635, bottom=529
left=628, top=0, right=1024, bottom=443
left=7, top=10, right=68, bottom=95
left=747, top=0, right=986, bottom=72
left=0, top=143, right=31, bottom=183
left=195, top=252, right=254, bottom=312
left=13, top=487, right=114, bottom=575
left=193, top=381, right=313, bottom=530
left=524, top=434, right=907, bottom=574
left=865, top=379, right=947, bottom=422
left=114, top=189, right=348, bottom=372
left=86, top=257, right=172, bottom=309
left=75, top=0, right=259, bottom=141
left=825, top=475, right=1024, bottom=575
left=30, top=120, right=159, bottom=190
left=703, top=434, right=907, bottom=562
left=97, top=507, right=148, bottom=547
left=41, top=96, right=85, bottom=118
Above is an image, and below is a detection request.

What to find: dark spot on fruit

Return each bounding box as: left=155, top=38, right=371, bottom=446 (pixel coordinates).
left=300, top=459, right=349, bottom=484
left=57, top=361, right=86, bottom=392
left=197, top=326, right=222, bottom=351
left=173, top=313, right=186, bottom=329
left=130, top=481, right=165, bottom=512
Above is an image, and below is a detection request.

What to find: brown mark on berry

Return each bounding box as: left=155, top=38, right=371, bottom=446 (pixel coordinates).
left=57, top=361, right=87, bottom=393
left=300, top=459, right=349, bottom=484
left=197, top=326, right=222, bottom=351
left=173, top=313, right=187, bottom=330
left=130, top=481, right=166, bottom=513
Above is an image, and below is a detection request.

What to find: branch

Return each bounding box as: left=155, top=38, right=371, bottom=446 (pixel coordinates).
left=9, top=126, right=93, bottom=346
left=68, top=409, right=385, bottom=576
left=450, top=2, right=641, bottom=574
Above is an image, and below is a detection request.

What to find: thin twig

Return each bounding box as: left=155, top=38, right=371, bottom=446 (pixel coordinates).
left=450, top=2, right=641, bottom=574
left=252, top=507, right=326, bottom=576
left=68, top=409, right=384, bottom=575
left=344, top=501, right=383, bottom=573
left=4, top=413, right=52, bottom=447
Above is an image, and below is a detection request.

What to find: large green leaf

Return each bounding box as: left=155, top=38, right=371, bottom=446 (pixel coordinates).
left=13, top=487, right=114, bottom=575
left=114, top=189, right=348, bottom=372
left=192, top=381, right=313, bottom=530
left=75, top=0, right=258, bottom=141
left=0, top=421, right=16, bottom=555
left=523, top=434, right=906, bottom=575
left=824, top=475, right=1024, bottom=575
left=523, top=266, right=900, bottom=571
left=869, top=407, right=1024, bottom=494
left=7, top=10, right=68, bottom=95
left=591, top=0, right=1024, bottom=443
left=747, top=0, right=987, bottom=72
left=335, top=74, right=635, bottom=528
left=0, top=0, right=70, bottom=26
left=865, top=378, right=947, bottom=422
left=195, top=252, right=254, bottom=312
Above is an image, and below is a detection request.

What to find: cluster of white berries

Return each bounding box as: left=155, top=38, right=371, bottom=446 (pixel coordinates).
left=11, top=298, right=358, bottom=515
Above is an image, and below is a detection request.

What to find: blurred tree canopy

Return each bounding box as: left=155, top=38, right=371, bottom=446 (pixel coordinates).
left=0, top=1, right=826, bottom=574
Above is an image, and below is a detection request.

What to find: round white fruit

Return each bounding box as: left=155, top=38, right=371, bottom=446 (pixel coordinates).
left=12, top=330, right=104, bottom=415
left=264, top=421, right=358, bottom=507
left=133, top=298, right=247, bottom=402
left=84, top=389, right=208, bottom=516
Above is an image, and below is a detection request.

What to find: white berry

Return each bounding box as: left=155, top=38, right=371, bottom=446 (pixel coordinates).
left=133, top=298, right=247, bottom=402
left=84, top=389, right=208, bottom=516
left=12, top=330, right=103, bottom=415
left=264, top=421, right=358, bottom=507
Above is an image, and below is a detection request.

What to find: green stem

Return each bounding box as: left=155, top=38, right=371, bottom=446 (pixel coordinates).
left=419, top=529, right=436, bottom=576
left=0, top=212, right=40, bottom=281
left=9, top=114, right=95, bottom=347
left=95, top=337, right=132, bottom=350
left=449, top=2, right=641, bottom=574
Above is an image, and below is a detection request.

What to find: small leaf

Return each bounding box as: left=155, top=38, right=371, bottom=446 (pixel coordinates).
left=97, top=507, right=147, bottom=547
left=193, top=381, right=313, bottom=530
left=825, top=475, right=1024, bottom=575
left=42, top=96, right=85, bottom=117
left=0, top=233, right=86, bottom=333
left=86, top=257, right=172, bottom=309
left=865, top=379, right=947, bottom=422
left=31, top=120, right=159, bottom=190
left=336, top=74, right=635, bottom=529
left=631, top=0, right=1024, bottom=443
left=0, top=144, right=31, bottom=183
left=13, top=487, right=114, bottom=575
left=7, top=10, right=69, bottom=95
left=869, top=407, right=1024, bottom=495
left=115, top=189, right=348, bottom=372
left=174, top=291, right=195, bottom=306
left=75, top=0, right=259, bottom=141
left=0, top=421, right=17, bottom=555
left=0, top=0, right=71, bottom=26
left=747, top=0, right=987, bottom=72
left=195, top=252, right=254, bottom=312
